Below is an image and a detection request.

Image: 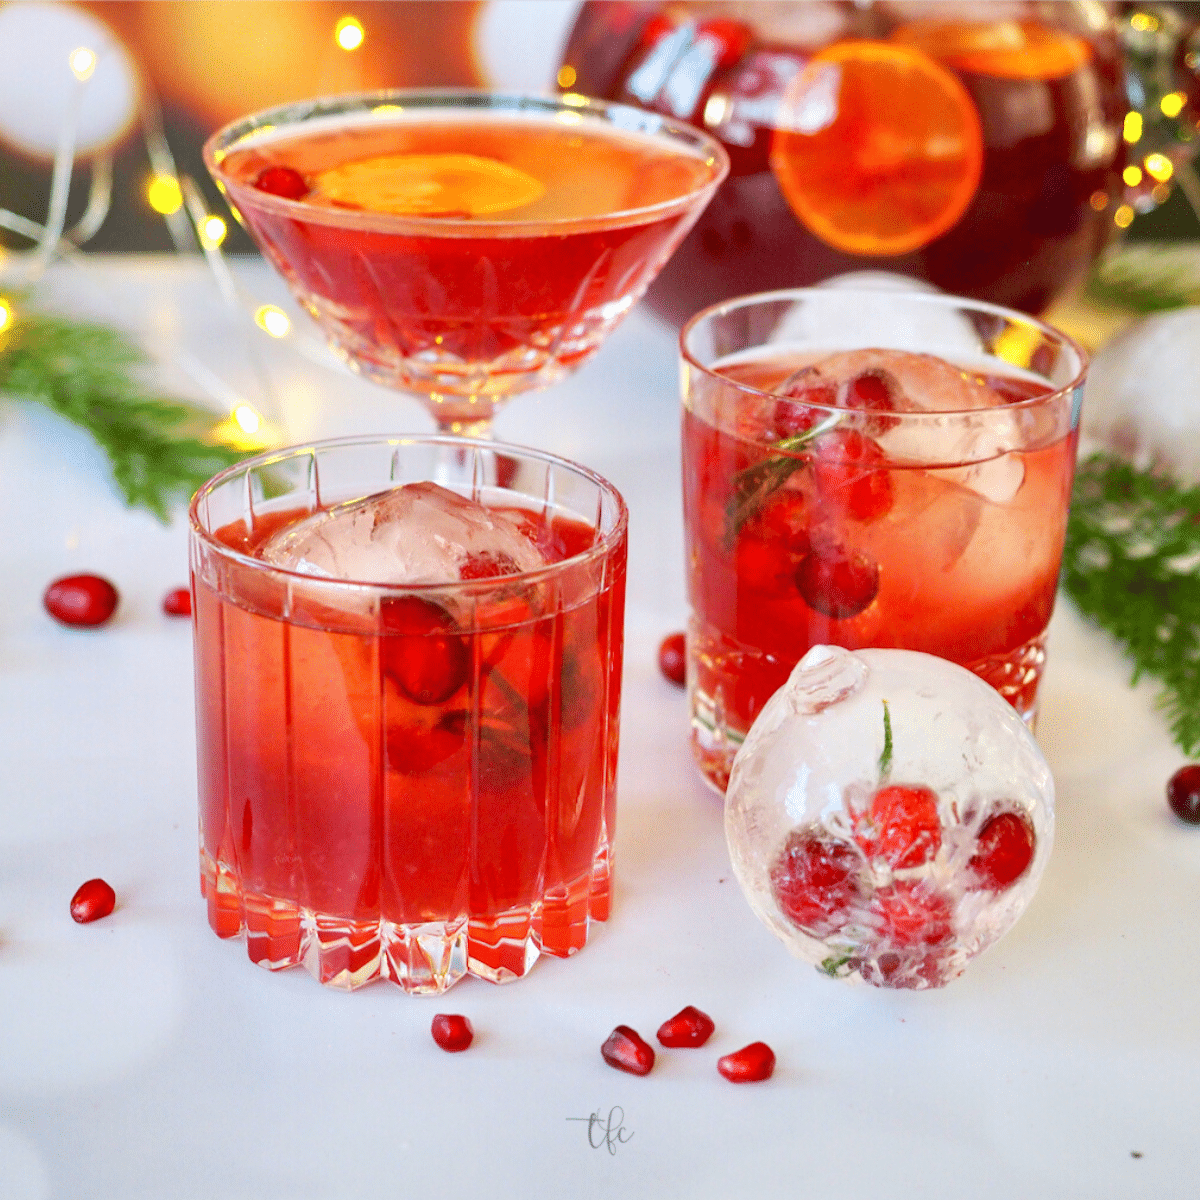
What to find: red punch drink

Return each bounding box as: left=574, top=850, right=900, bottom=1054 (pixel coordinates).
left=190, top=437, right=628, bottom=993
left=681, top=288, right=1085, bottom=792
left=205, top=91, right=727, bottom=433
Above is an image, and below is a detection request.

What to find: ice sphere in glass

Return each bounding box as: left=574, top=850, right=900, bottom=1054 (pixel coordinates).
left=725, top=645, right=1053, bottom=990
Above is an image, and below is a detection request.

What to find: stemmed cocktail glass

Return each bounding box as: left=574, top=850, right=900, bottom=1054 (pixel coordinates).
left=204, top=89, right=728, bottom=436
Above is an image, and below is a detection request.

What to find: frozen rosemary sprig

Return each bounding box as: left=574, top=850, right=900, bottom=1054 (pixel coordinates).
left=0, top=308, right=245, bottom=522
left=1061, top=452, right=1200, bottom=755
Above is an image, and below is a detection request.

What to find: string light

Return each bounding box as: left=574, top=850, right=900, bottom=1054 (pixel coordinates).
left=1124, top=165, right=1145, bottom=187
left=1124, top=112, right=1144, bottom=143
left=1089, top=190, right=1110, bottom=211
left=200, top=215, right=227, bottom=248
left=1144, top=152, right=1174, bottom=182
left=146, top=173, right=183, bottom=215
left=0, top=297, right=12, bottom=331
left=254, top=305, right=291, bottom=337
left=334, top=16, right=364, bottom=51
left=1114, top=204, right=1136, bottom=228
left=232, top=404, right=262, bottom=434
left=557, top=65, right=577, bottom=89
left=69, top=47, right=96, bottom=81
left=1161, top=92, right=1187, bottom=119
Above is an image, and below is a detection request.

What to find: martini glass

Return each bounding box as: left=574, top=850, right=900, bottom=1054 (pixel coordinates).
left=204, top=89, right=728, bottom=436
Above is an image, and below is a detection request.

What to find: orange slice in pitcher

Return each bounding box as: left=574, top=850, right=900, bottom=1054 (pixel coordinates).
left=769, top=40, right=983, bottom=257
left=890, top=20, right=1092, bottom=81
left=311, top=153, right=545, bottom=217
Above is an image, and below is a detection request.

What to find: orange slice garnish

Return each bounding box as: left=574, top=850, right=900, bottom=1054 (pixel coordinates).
left=890, top=20, right=1092, bottom=81
left=770, top=40, right=983, bottom=257
left=311, top=153, right=545, bottom=217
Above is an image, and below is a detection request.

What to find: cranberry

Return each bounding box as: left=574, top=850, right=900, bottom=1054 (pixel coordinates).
left=658, top=632, right=686, bottom=687
left=1167, top=765, right=1200, bottom=825
left=811, top=428, right=894, bottom=522
left=770, top=829, right=861, bottom=936
left=869, top=880, right=954, bottom=949
left=656, top=1005, right=715, bottom=1048
left=43, top=574, right=119, bottom=627
left=253, top=165, right=309, bottom=199
left=772, top=368, right=835, bottom=441
left=600, top=1025, right=655, bottom=1076
left=858, top=784, right=941, bottom=869
left=841, top=368, right=900, bottom=432
left=717, top=1042, right=775, bottom=1083
left=430, top=1013, right=474, bottom=1052
left=162, top=587, right=191, bottom=617
left=70, top=878, right=116, bottom=923
left=968, top=811, right=1036, bottom=889
left=380, top=596, right=469, bottom=704
left=795, top=544, right=879, bottom=619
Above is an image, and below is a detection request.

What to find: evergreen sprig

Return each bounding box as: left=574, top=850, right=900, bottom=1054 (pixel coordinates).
left=1062, top=452, right=1200, bottom=755
left=0, top=307, right=246, bottom=522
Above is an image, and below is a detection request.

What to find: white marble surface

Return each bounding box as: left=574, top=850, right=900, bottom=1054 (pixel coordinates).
left=1, top=257, right=1197, bottom=1199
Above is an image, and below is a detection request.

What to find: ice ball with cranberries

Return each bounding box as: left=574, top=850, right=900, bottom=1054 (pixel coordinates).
left=725, top=645, right=1053, bottom=990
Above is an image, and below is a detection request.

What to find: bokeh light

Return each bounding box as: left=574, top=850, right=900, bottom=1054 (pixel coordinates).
left=1124, top=111, right=1144, bottom=144
left=69, top=46, right=96, bottom=81
left=201, top=215, right=227, bottom=247
left=1143, top=152, right=1174, bottom=182
left=146, top=174, right=183, bottom=215
left=335, top=16, right=364, bottom=51
left=254, top=305, right=291, bottom=338
left=232, top=404, right=262, bottom=434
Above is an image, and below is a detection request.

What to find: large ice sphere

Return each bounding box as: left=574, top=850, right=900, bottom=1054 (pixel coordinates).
left=260, top=480, right=547, bottom=584
left=725, top=645, right=1054, bottom=990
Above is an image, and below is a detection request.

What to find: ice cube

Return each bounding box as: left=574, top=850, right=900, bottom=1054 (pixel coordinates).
left=260, top=481, right=546, bottom=584
left=725, top=645, right=1054, bottom=990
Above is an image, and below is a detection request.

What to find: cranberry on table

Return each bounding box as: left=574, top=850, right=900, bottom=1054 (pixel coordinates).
left=656, top=1005, right=715, bottom=1048
left=43, top=574, right=119, bottom=627
left=162, top=587, right=192, bottom=617
left=70, top=878, right=116, bottom=923
left=1167, top=765, right=1200, bottom=825
left=430, top=1013, right=474, bottom=1052
left=717, top=1041, right=775, bottom=1083
left=658, top=631, right=686, bottom=686
left=600, top=1025, right=655, bottom=1076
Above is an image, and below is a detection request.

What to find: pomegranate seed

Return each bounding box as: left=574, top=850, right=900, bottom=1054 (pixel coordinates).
left=657, top=1005, right=715, bottom=1048
left=968, top=811, right=1036, bottom=889
left=869, top=880, right=954, bottom=949
left=811, top=428, right=894, bottom=522
left=795, top=543, right=879, bottom=619
left=1167, top=765, right=1200, bottom=825
left=380, top=596, right=468, bottom=704
left=772, top=368, right=834, bottom=441
left=601, top=1025, right=655, bottom=1076
left=430, top=1013, right=474, bottom=1052
left=70, top=878, right=116, bottom=923
left=858, top=784, right=942, bottom=869
left=162, top=587, right=191, bottom=617
left=717, top=1042, right=775, bottom=1083
left=43, top=574, right=119, bottom=627
left=254, top=165, right=309, bottom=199
left=841, top=368, right=900, bottom=432
left=770, top=828, right=860, bottom=936
left=658, top=632, right=686, bottom=686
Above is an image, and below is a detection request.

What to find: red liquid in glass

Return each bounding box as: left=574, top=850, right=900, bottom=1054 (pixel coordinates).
left=193, top=501, right=626, bottom=991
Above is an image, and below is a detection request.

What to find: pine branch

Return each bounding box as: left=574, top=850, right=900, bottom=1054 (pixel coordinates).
left=1062, top=453, right=1200, bottom=755
left=0, top=308, right=246, bottom=522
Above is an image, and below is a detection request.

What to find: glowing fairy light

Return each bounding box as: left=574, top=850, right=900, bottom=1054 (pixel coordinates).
left=335, top=16, right=364, bottom=50
left=1130, top=11, right=1159, bottom=33
left=70, top=46, right=96, bottom=80
left=557, top=65, right=577, bottom=89
left=146, top=173, right=183, bottom=215
left=232, top=404, right=262, bottom=434
left=1161, top=92, right=1186, bottom=119
left=1124, top=165, right=1144, bottom=187
left=201, top=215, right=227, bottom=248
left=254, top=305, right=291, bottom=337
left=1143, top=152, right=1174, bottom=182
left=1088, top=190, right=1109, bottom=211
left=1124, top=111, right=1144, bottom=143
left=1114, top=204, right=1136, bottom=228
left=0, top=297, right=12, bottom=331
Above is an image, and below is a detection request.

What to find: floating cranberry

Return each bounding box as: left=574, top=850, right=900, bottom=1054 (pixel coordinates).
left=811, top=428, right=894, bottom=522
left=656, top=1005, right=715, bottom=1048
left=772, top=369, right=834, bottom=441
left=601, top=1025, right=655, bottom=1076
left=869, top=880, right=954, bottom=949
left=253, top=165, right=309, bottom=199
left=858, top=784, right=941, bottom=869
left=380, top=596, right=469, bottom=704
left=162, top=587, right=192, bottom=617
left=841, top=368, right=900, bottom=433
left=968, top=811, right=1036, bottom=889
left=717, top=1042, right=775, bottom=1083
left=43, top=574, right=119, bottom=627
left=770, top=829, right=860, bottom=936
left=658, top=632, right=686, bottom=687
left=795, top=543, right=879, bottom=619
left=1167, top=764, right=1200, bottom=825
left=70, top=878, right=116, bottom=923
left=430, top=1013, right=474, bottom=1052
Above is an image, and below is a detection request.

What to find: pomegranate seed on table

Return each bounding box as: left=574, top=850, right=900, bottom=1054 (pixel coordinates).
left=43, top=574, right=119, bottom=627
left=162, top=587, right=192, bottom=617
left=430, top=1013, right=474, bottom=1052
left=656, top=1005, right=715, bottom=1048
left=717, top=1042, right=775, bottom=1083
left=857, top=784, right=942, bottom=869
left=1167, top=765, right=1200, bottom=825
left=601, top=1025, right=655, bottom=1076
left=658, top=632, right=686, bottom=686
left=253, top=165, right=309, bottom=199
left=968, top=811, right=1036, bottom=889
left=70, top=878, right=116, bottom=924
